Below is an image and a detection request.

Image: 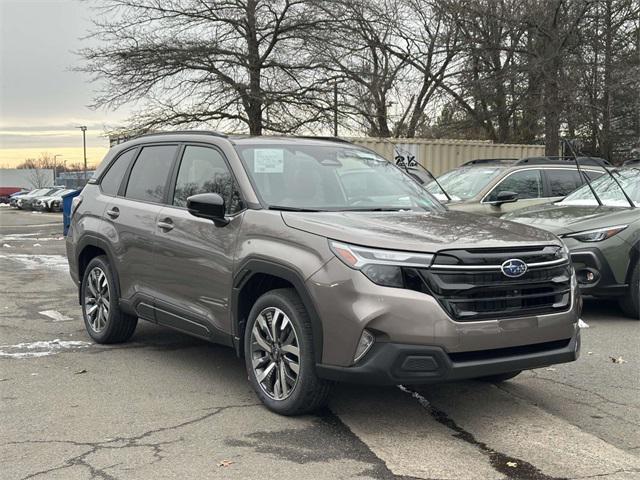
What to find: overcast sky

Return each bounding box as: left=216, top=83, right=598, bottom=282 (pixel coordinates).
left=0, top=0, right=129, bottom=166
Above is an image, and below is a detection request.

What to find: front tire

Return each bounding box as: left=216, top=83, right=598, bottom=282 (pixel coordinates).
left=244, top=288, right=332, bottom=415
left=81, top=255, right=138, bottom=343
left=619, top=261, right=640, bottom=320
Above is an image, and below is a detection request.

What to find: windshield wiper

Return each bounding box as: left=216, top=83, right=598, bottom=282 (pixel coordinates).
left=564, top=140, right=635, bottom=208
left=268, top=205, right=323, bottom=212
left=395, top=158, right=452, bottom=202
left=563, top=139, right=603, bottom=207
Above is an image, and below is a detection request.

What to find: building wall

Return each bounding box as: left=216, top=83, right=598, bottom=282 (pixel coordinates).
left=348, top=138, right=546, bottom=175
left=0, top=169, right=55, bottom=189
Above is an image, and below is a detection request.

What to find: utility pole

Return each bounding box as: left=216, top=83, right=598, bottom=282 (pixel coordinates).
left=333, top=82, right=338, bottom=137
left=53, top=154, right=63, bottom=184
left=77, top=126, right=87, bottom=184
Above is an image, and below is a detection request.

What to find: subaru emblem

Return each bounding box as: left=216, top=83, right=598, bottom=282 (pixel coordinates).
left=501, top=259, right=527, bottom=278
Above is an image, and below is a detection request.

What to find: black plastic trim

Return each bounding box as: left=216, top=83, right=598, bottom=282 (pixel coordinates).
left=570, top=247, right=627, bottom=296
left=316, top=332, right=580, bottom=385
left=232, top=258, right=324, bottom=362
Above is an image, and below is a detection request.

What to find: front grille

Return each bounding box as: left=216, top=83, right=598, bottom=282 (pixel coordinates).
left=406, top=246, right=572, bottom=321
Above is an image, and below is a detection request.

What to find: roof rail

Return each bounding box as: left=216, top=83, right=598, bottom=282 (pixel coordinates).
left=516, top=156, right=611, bottom=166
left=622, top=159, right=640, bottom=167
left=292, top=135, right=354, bottom=144
left=132, top=130, right=228, bottom=140
left=461, top=158, right=518, bottom=166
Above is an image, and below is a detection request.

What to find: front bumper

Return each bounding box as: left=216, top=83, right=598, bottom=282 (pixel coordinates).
left=307, top=257, right=580, bottom=367
left=570, top=247, right=627, bottom=296
left=317, top=330, right=580, bottom=385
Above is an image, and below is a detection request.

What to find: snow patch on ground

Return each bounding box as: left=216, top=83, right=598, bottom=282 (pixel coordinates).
left=39, top=310, right=73, bottom=322
left=0, top=254, right=69, bottom=272
left=0, top=339, right=91, bottom=359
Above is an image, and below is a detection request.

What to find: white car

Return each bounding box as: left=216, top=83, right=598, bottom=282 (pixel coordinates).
left=34, top=189, right=76, bottom=212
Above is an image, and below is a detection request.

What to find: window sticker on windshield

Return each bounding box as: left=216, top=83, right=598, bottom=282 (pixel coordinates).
left=254, top=149, right=284, bottom=173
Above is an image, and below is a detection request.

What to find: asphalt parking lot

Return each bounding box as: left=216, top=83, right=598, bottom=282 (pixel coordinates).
left=1, top=207, right=639, bottom=480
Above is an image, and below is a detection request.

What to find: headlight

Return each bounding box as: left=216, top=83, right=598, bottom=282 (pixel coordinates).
left=329, top=240, right=433, bottom=287
left=563, top=225, right=628, bottom=243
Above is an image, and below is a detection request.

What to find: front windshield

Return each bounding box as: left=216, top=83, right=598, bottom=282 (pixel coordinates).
left=425, top=167, right=503, bottom=201
left=235, top=144, right=444, bottom=212
left=561, top=168, right=639, bottom=207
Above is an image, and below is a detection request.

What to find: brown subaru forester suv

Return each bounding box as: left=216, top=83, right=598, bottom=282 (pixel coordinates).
left=66, top=132, right=580, bottom=415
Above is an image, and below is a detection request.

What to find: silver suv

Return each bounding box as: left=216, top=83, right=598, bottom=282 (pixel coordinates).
left=66, top=132, right=580, bottom=415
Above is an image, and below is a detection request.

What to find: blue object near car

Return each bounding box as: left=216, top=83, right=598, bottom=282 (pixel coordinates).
left=62, top=189, right=81, bottom=236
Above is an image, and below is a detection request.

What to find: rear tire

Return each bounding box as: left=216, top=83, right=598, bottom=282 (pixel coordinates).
left=619, top=261, right=639, bottom=320
left=477, top=370, right=521, bottom=383
left=81, top=255, right=137, bottom=343
left=244, top=288, right=332, bottom=415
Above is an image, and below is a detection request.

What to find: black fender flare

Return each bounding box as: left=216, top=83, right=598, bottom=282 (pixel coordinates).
left=627, top=238, right=640, bottom=284
left=232, top=258, right=324, bottom=362
left=76, top=234, right=122, bottom=303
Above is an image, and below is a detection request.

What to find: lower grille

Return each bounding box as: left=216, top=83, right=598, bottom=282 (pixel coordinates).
left=449, top=339, right=571, bottom=362
left=405, top=247, right=572, bottom=321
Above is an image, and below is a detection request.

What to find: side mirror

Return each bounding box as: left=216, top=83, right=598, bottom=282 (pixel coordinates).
left=492, top=191, right=519, bottom=206
left=187, top=193, right=229, bottom=226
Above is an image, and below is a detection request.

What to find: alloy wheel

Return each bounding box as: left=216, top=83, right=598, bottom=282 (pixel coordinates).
left=250, top=307, right=300, bottom=400
left=84, top=267, right=110, bottom=333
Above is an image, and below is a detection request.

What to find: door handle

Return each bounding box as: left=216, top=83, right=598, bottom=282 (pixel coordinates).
left=157, top=218, right=174, bottom=232
left=106, top=207, right=120, bottom=219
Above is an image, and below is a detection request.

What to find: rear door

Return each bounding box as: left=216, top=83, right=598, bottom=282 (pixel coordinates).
left=543, top=168, right=604, bottom=200
left=101, top=144, right=179, bottom=317
left=152, top=144, right=245, bottom=340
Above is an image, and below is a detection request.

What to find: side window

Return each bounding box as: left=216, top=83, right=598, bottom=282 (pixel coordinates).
left=125, top=145, right=178, bottom=203
left=546, top=170, right=583, bottom=197
left=100, top=149, right=137, bottom=196
left=173, top=146, right=242, bottom=214
left=487, top=170, right=542, bottom=202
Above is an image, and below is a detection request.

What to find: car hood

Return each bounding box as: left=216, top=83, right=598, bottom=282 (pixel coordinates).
left=503, top=203, right=639, bottom=234
left=282, top=210, right=559, bottom=253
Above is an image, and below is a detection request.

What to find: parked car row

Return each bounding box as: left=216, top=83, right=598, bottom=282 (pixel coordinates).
left=417, top=157, right=639, bottom=319
left=8, top=187, right=76, bottom=211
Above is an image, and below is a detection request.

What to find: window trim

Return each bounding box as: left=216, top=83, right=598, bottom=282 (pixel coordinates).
left=164, top=142, right=247, bottom=216
left=480, top=167, right=603, bottom=204
left=121, top=142, right=182, bottom=206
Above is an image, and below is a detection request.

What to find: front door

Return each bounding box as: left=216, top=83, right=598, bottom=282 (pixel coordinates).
left=482, top=169, right=545, bottom=216
left=152, top=145, right=244, bottom=340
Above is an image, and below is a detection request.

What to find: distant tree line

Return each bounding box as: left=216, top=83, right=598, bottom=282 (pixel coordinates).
left=17, top=153, right=86, bottom=172
left=80, top=0, right=639, bottom=162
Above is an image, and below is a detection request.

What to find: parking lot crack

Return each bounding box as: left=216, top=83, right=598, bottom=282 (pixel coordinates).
left=569, top=468, right=640, bottom=479
left=11, top=403, right=259, bottom=479
left=399, top=386, right=565, bottom=480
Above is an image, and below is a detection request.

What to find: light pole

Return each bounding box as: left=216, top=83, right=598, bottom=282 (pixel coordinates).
left=53, top=154, right=63, bottom=184
left=77, top=126, right=87, bottom=183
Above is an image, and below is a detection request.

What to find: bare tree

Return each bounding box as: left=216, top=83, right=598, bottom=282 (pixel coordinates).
left=313, top=0, right=410, bottom=137
left=79, top=0, right=331, bottom=135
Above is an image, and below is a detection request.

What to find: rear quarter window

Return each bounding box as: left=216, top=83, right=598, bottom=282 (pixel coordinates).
left=100, top=148, right=137, bottom=196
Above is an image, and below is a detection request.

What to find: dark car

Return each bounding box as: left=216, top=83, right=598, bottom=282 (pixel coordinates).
left=504, top=166, right=640, bottom=319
